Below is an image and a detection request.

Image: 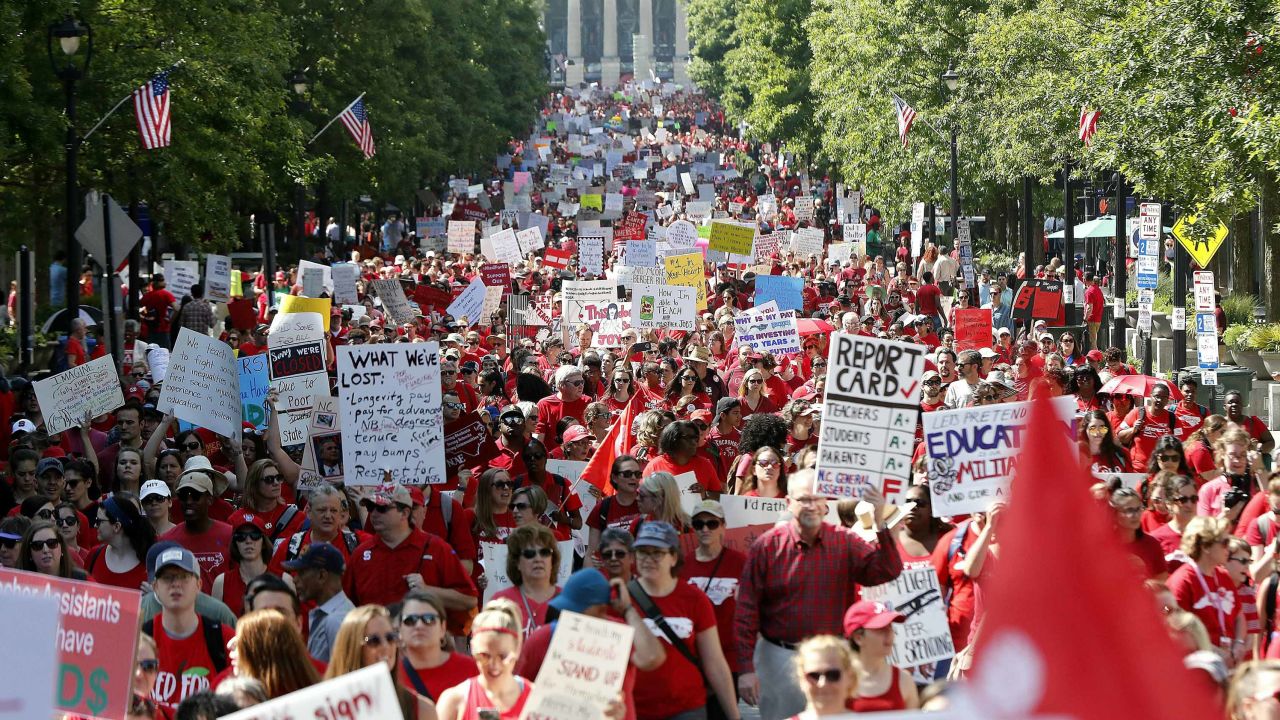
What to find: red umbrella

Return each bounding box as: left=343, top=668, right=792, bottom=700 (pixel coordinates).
left=796, top=318, right=835, bottom=337
left=1097, top=375, right=1183, bottom=401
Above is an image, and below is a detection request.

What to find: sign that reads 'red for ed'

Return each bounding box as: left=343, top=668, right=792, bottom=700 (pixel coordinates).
left=815, top=333, right=925, bottom=504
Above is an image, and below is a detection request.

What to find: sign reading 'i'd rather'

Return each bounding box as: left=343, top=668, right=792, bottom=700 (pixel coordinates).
left=815, top=333, right=925, bottom=504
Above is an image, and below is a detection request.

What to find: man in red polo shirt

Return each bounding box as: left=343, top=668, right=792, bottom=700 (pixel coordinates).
left=344, top=483, right=477, bottom=633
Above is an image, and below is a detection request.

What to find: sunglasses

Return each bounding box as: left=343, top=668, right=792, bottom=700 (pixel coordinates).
left=182, top=442, right=202, bottom=451
left=65, top=477, right=84, bottom=488
left=370, top=503, right=408, bottom=513
left=512, top=502, right=531, bottom=512
left=615, top=378, right=631, bottom=384
left=492, top=481, right=515, bottom=490
left=564, top=379, right=585, bottom=386
left=233, top=530, right=264, bottom=543
left=600, top=549, right=629, bottom=560
left=1158, top=454, right=1181, bottom=463
left=56, top=516, right=78, bottom=528
left=805, top=669, right=843, bottom=684
left=748, top=379, right=764, bottom=385
left=363, top=632, right=400, bottom=647
left=34, top=509, right=55, bottom=520
left=691, top=519, right=722, bottom=531
left=614, top=470, right=642, bottom=479
left=260, top=474, right=284, bottom=485
left=137, top=659, right=160, bottom=673
left=444, top=402, right=465, bottom=410
left=1086, top=426, right=1109, bottom=436
left=28, top=538, right=60, bottom=551
left=177, top=489, right=206, bottom=503
left=755, top=459, right=779, bottom=468
left=520, top=547, right=554, bottom=559
left=1171, top=494, right=1197, bottom=505
left=401, top=613, right=440, bottom=628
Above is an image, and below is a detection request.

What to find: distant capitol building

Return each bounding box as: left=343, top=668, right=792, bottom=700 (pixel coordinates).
left=542, top=0, right=691, bottom=87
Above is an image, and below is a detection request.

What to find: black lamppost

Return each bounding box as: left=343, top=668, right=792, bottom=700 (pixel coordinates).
left=940, top=64, right=960, bottom=244
left=291, top=71, right=309, bottom=266
left=48, top=15, right=92, bottom=329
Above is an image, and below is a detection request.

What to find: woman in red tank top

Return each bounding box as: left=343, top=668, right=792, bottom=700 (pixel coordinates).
left=436, top=600, right=533, bottom=720
left=785, top=635, right=860, bottom=719
left=842, top=600, right=920, bottom=712
left=212, top=516, right=270, bottom=617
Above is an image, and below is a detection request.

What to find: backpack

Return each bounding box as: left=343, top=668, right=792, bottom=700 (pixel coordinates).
left=285, top=527, right=359, bottom=562
left=142, top=617, right=228, bottom=673
left=942, top=520, right=971, bottom=606
left=270, top=505, right=301, bottom=545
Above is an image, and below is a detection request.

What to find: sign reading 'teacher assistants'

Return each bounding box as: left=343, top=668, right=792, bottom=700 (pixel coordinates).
left=815, top=333, right=926, bottom=504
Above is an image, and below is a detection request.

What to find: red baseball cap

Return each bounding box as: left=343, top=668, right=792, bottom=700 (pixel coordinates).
left=842, top=600, right=906, bottom=636
left=227, top=510, right=269, bottom=535
left=689, top=409, right=713, bottom=423
left=562, top=425, right=595, bottom=444
left=408, top=487, right=426, bottom=507
left=1086, top=349, right=1104, bottom=361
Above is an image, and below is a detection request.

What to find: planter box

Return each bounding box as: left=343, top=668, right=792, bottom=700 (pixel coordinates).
left=1151, top=312, right=1171, bottom=336
left=1262, top=351, right=1280, bottom=379
left=1235, top=348, right=1270, bottom=379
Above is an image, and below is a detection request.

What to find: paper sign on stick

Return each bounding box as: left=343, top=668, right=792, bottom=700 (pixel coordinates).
left=708, top=221, right=755, bottom=256
left=221, top=664, right=400, bottom=720
left=861, top=567, right=956, bottom=667
left=331, top=262, right=360, bottom=304
left=33, top=355, right=125, bottom=435
left=158, top=329, right=242, bottom=439
left=664, top=252, right=707, bottom=311
left=268, top=312, right=327, bottom=449
left=448, top=277, right=488, bottom=326
left=633, top=284, right=696, bottom=330
left=204, top=254, right=232, bottom=303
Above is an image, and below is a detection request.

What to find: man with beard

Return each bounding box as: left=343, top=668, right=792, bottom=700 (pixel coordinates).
left=735, top=470, right=902, bottom=720
left=160, top=466, right=233, bottom=593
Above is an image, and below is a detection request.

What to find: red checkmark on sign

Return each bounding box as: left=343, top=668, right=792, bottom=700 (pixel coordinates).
left=899, top=381, right=919, bottom=399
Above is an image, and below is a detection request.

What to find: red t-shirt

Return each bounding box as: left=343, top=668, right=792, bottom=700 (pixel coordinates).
left=1128, top=532, right=1168, bottom=579
left=1119, top=408, right=1174, bottom=470
left=140, top=289, right=177, bottom=334
left=1084, top=284, right=1105, bottom=322
left=915, top=284, right=942, bottom=315
left=1168, top=563, right=1238, bottom=642
left=492, top=586, right=560, bottom=637
left=1172, top=403, right=1209, bottom=442
left=151, top=616, right=236, bottom=709
left=160, top=521, right=234, bottom=593
left=66, top=337, right=88, bottom=367
left=535, top=395, right=591, bottom=454
left=707, top=427, right=741, bottom=472
left=643, top=454, right=723, bottom=493
left=84, top=545, right=149, bottom=591
left=344, top=530, right=477, bottom=632
left=630, top=582, right=718, bottom=720
left=680, top=548, right=748, bottom=672
left=586, top=494, right=644, bottom=533
left=400, top=652, right=479, bottom=702
left=1245, top=512, right=1280, bottom=547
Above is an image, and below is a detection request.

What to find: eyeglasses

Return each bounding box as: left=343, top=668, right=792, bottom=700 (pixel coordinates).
left=492, top=481, right=515, bottom=490
left=615, top=378, right=631, bottom=384
left=177, top=489, right=205, bottom=503
left=564, top=379, right=585, bottom=387
left=1086, top=426, right=1109, bottom=436
left=233, top=530, right=264, bottom=543
left=614, top=470, right=642, bottom=479
left=182, top=442, right=202, bottom=451
left=755, top=458, right=779, bottom=468
left=1230, top=556, right=1251, bottom=565
left=363, top=632, right=400, bottom=647
left=600, top=549, right=629, bottom=560
left=401, top=613, right=441, bottom=628
left=444, top=401, right=465, bottom=409
left=512, top=502, right=531, bottom=512
left=136, top=658, right=160, bottom=673
left=748, top=379, right=764, bottom=385
left=1158, top=454, right=1181, bottom=463
left=804, top=669, right=843, bottom=684
left=1171, top=494, right=1197, bottom=505
left=260, top=474, right=284, bottom=485
left=34, top=509, right=55, bottom=521
left=56, top=516, right=78, bottom=528
left=28, top=538, right=60, bottom=551
left=691, top=519, right=722, bottom=531
left=520, top=547, right=554, bottom=559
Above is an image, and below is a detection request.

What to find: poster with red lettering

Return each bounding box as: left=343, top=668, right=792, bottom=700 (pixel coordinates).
left=0, top=567, right=141, bottom=720
left=954, top=308, right=993, bottom=351
left=221, top=664, right=400, bottom=720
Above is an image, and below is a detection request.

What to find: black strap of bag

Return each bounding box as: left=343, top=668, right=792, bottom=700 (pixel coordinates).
left=628, top=580, right=711, bottom=691
left=400, top=656, right=434, bottom=700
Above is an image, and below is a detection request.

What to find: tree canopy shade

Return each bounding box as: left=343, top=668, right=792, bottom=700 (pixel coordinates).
left=0, top=0, right=546, bottom=255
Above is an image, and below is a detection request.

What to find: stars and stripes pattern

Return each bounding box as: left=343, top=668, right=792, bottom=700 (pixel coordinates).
left=133, top=71, right=172, bottom=149
left=339, top=97, right=376, bottom=159
left=1079, top=107, right=1100, bottom=147
left=892, top=93, right=917, bottom=148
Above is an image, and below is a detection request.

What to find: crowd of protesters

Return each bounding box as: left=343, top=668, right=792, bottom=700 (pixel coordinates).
left=5, top=82, right=1279, bottom=720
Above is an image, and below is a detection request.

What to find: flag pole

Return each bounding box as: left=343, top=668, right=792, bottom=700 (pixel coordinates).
left=82, top=60, right=184, bottom=143
left=308, top=93, right=365, bottom=146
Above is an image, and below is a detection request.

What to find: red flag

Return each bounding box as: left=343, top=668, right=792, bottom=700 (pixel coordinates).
left=578, top=391, right=644, bottom=495
left=959, top=395, right=1218, bottom=718
left=544, top=248, right=572, bottom=270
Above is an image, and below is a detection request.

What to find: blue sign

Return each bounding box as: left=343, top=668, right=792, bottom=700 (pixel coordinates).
left=754, top=275, right=805, bottom=311
left=239, top=354, right=270, bottom=430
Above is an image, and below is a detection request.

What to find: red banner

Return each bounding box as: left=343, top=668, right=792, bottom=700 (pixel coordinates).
left=955, top=307, right=993, bottom=351
left=614, top=212, right=648, bottom=242
left=414, top=285, right=453, bottom=311
left=544, top=248, right=573, bottom=270
left=0, top=567, right=141, bottom=720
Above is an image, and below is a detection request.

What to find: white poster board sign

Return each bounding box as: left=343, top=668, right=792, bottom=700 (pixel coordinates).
left=204, top=254, right=232, bottom=303
left=33, top=355, right=125, bottom=435
left=733, top=309, right=801, bottom=355
left=267, top=312, right=328, bottom=448
left=163, top=259, right=200, bottom=301
left=447, top=277, right=488, bottom=326
left=157, top=328, right=241, bottom=438
left=861, top=567, right=956, bottom=667
left=521, top=610, right=635, bottom=720
left=221, top=664, right=400, bottom=720
left=331, top=262, right=360, bottom=305
left=448, top=220, right=476, bottom=255
left=337, top=343, right=447, bottom=486
left=632, top=284, right=696, bottom=331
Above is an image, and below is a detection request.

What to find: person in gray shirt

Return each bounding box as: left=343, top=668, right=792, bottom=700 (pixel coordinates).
left=285, top=542, right=354, bottom=662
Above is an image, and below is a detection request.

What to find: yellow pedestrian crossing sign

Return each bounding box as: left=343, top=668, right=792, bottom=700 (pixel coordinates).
left=1172, top=214, right=1228, bottom=267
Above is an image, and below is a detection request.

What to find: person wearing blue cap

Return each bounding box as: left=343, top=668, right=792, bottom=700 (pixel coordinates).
left=285, top=543, right=354, bottom=662
left=514, top=568, right=666, bottom=720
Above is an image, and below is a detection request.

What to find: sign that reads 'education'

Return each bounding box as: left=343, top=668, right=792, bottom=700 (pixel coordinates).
left=815, top=333, right=925, bottom=504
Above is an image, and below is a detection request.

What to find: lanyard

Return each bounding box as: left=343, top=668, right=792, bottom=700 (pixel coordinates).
left=1192, top=563, right=1227, bottom=636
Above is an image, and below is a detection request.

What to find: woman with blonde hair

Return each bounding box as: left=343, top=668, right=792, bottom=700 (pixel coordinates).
left=233, top=608, right=319, bottom=698
left=738, top=368, right=777, bottom=417
left=791, top=635, right=861, bottom=718
left=636, top=472, right=691, bottom=533
left=1228, top=659, right=1280, bottom=719
left=327, top=604, right=438, bottom=720
left=436, top=599, right=532, bottom=720
left=1168, top=515, right=1241, bottom=659
left=634, top=411, right=665, bottom=463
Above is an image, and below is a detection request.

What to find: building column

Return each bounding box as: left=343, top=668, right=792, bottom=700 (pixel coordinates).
left=634, top=0, right=654, bottom=83
left=566, top=0, right=584, bottom=86
left=674, top=0, right=691, bottom=87
left=601, top=0, right=620, bottom=87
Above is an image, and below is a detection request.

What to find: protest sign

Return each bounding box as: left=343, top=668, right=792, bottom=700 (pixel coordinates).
left=157, top=329, right=241, bottom=439
left=448, top=220, right=476, bottom=255
left=298, top=396, right=343, bottom=488
left=922, top=397, right=1077, bottom=516
left=667, top=219, right=699, bottom=248
left=239, top=353, right=270, bottom=429
left=578, top=233, right=605, bottom=276
left=615, top=211, right=649, bottom=242
left=708, top=221, right=755, bottom=256
left=481, top=262, right=512, bottom=294
left=581, top=301, right=632, bottom=348
left=337, top=343, right=447, bottom=486
left=664, top=252, right=707, bottom=311
left=370, top=279, right=415, bottom=326
left=516, top=226, right=545, bottom=255
left=221, top=664, right=400, bottom=720
left=733, top=308, right=801, bottom=355
left=204, top=254, right=232, bottom=303
left=480, top=286, right=505, bottom=326
left=793, top=196, right=815, bottom=222
left=522, top=611, right=636, bottom=720
left=790, top=227, right=824, bottom=257
left=0, top=588, right=58, bottom=720
left=845, top=223, right=868, bottom=257
left=279, top=295, right=333, bottom=332
left=625, top=237, right=657, bottom=267
left=413, top=284, right=453, bottom=314
left=331, top=262, right=360, bottom=304
left=815, top=333, right=926, bottom=503
left=861, top=566, right=956, bottom=667
left=492, top=228, right=523, bottom=265
left=827, top=242, right=853, bottom=266
left=268, top=312, right=327, bottom=448
left=544, top=247, right=573, bottom=271
left=298, top=259, right=334, bottom=294
left=754, top=275, right=804, bottom=311
left=561, top=280, right=619, bottom=346
left=163, top=259, right=200, bottom=301
left=754, top=233, right=782, bottom=264
left=632, top=284, right=696, bottom=331
left=480, top=539, right=575, bottom=603
left=0, top=567, right=142, bottom=720
left=954, top=308, right=994, bottom=351
left=911, top=202, right=926, bottom=257
left=447, top=277, right=488, bottom=325
left=581, top=193, right=603, bottom=212
left=301, top=267, right=325, bottom=298
left=446, top=418, right=490, bottom=475
left=147, top=347, right=170, bottom=382
left=34, top=356, right=125, bottom=435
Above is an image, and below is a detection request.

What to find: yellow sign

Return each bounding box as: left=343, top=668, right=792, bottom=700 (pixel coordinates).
left=664, top=252, right=708, bottom=311
left=279, top=295, right=332, bottom=332
left=708, top=222, right=755, bottom=256
left=1172, top=214, right=1228, bottom=268
left=581, top=194, right=603, bottom=212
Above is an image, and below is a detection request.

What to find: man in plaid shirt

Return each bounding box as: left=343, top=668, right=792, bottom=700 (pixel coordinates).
left=735, top=469, right=903, bottom=720
left=177, top=283, right=216, bottom=337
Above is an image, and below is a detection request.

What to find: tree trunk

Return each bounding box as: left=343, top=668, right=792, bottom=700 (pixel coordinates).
left=1261, top=172, right=1280, bottom=320
left=1006, top=193, right=1018, bottom=254
left=1230, top=213, right=1252, bottom=296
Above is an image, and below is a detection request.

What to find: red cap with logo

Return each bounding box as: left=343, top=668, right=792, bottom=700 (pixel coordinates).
left=842, top=600, right=906, bottom=636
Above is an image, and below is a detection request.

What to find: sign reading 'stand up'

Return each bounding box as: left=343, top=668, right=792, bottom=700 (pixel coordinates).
left=815, top=333, right=925, bottom=504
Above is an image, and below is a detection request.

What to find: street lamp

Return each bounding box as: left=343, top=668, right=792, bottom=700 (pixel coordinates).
left=290, top=71, right=309, bottom=266
left=48, top=15, right=92, bottom=330
left=941, top=63, right=968, bottom=300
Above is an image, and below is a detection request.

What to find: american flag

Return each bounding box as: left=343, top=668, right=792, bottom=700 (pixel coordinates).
left=892, top=93, right=917, bottom=148
left=339, top=96, right=376, bottom=159
left=133, top=71, right=172, bottom=149
left=1078, top=106, right=1100, bottom=147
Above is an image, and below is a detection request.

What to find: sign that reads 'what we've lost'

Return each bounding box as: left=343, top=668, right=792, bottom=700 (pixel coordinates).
left=815, top=333, right=925, bottom=504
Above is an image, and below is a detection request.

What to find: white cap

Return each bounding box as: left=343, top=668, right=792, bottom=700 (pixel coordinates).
left=140, top=479, right=171, bottom=501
